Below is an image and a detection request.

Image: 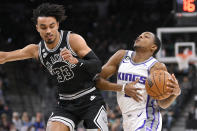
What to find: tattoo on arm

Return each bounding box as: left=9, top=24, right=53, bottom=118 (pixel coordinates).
left=150, top=62, right=167, bottom=73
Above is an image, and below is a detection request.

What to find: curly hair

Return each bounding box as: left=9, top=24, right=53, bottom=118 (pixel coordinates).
left=32, top=3, right=67, bottom=25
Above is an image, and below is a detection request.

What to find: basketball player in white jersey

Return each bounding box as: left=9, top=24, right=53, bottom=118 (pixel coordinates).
left=0, top=3, right=108, bottom=131
left=96, top=32, right=181, bottom=131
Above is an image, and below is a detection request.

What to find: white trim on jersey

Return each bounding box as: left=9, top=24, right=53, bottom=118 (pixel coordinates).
left=119, top=50, right=129, bottom=66
left=44, top=30, right=63, bottom=52
left=49, top=116, right=75, bottom=131
left=130, top=51, right=154, bottom=65
left=59, top=87, right=96, bottom=100
left=93, top=106, right=109, bottom=131
left=38, top=42, right=45, bottom=67
left=66, top=31, right=77, bottom=56
left=147, top=60, right=158, bottom=75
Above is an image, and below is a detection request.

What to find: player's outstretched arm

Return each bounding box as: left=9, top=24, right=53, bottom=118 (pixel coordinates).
left=96, top=50, right=143, bottom=102
left=150, top=62, right=181, bottom=109
left=0, top=44, right=38, bottom=64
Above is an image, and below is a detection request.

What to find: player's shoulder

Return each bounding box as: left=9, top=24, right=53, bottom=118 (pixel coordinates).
left=150, top=61, right=167, bottom=72
left=68, top=33, right=88, bottom=49
left=108, top=49, right=127, bottom=64
left=69, top=33, right=84, bottom=42
left=24, top=44, right=38, bottom=51
left=28, top=44, right=39, bottom=48
left=115, top=49, right=127, bottom=56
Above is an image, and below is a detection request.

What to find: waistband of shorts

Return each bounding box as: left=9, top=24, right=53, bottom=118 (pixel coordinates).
left=59, top=87, right=96, bottom=100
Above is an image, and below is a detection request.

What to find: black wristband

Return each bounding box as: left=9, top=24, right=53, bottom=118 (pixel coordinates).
left=77, top=51, right=101, bottom=74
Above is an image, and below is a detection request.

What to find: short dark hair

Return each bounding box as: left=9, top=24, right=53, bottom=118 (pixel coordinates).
left=32, top=3, right=67, bottom=25
left=153, top=35, right=161, bottom=56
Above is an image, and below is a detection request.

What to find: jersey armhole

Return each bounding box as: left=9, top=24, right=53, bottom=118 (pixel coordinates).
left=66, top=31, right=77, bottom=57
left=118, top=50, right=129, bottom=66
left=38, top=42, right=46, bottom=67
left=147, top=60, right=158, bottom=75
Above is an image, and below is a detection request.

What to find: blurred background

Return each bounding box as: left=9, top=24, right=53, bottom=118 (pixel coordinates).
left=0, top=0, right=197, bottom=131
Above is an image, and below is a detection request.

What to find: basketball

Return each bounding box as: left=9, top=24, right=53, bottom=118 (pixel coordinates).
left=145, top=70, right=172, bottom=100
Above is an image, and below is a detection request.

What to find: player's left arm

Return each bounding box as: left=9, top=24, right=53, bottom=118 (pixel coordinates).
left=60, top=33, right=101, bottom=75
left=150, top=62, right=181, bottom=109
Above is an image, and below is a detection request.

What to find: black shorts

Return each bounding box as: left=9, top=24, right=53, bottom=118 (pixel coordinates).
left=48, top=88, right=108, bottom=131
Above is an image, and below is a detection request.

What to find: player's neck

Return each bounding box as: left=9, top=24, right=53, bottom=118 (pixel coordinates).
left=132, top=51, right=152, bottom=63
left=45, top=31, right=60, bottom=49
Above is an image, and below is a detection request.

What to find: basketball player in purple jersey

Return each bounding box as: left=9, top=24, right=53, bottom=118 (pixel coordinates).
left=96, top=32, right=181, bottom=131
left=0, top=3, right=108, bottom=131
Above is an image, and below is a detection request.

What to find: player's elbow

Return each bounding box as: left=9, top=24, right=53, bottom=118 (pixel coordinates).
left=88, top=59, right=102, bottom=74
left=157, top=101, right=170, bottom=109
left=0, top=52, right=8, bottom=64
left=96, top=77, right=103, bottom=90
left=159, top=105, right=169, bottom=109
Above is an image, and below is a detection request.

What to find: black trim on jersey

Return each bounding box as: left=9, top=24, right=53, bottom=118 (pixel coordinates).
left=77, top=51, right=102, bottom=76
left=38, top=42, right=45, bottom=67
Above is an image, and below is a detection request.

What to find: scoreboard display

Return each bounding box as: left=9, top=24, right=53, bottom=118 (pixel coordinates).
left=175, top=0, right=197, bottom=16
left=182, top=0, right=196, bottom=12
left=174, top=0, right=197, bottom=25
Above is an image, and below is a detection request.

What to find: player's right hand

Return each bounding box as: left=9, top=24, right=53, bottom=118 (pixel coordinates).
left=124, top=79, right=143, bottom=102
left=60, top=48, right=78, bottom=64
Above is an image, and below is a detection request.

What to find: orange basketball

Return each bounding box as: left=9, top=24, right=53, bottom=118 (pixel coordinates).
left=145, top=70, right=172, bottom=100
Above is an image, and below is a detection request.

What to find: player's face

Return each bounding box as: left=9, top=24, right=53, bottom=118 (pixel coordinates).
left=134, top=32, right=156, bottom=51
left=36, top=17, right=59, bottom=44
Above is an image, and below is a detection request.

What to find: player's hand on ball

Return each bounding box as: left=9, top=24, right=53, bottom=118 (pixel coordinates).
left=166, top=74, right=181, bottom=96
left=125, top=79, right=143, bottom=102
left=60, top=48, right=78, bottom=64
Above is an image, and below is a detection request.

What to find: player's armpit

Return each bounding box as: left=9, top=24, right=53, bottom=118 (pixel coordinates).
left=0, top=44, right=38, bottom=64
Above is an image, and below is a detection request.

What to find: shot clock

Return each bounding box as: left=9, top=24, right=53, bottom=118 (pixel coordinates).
left=183, top=0, right=196, bottom=12
left=174, top=0, right=197, bottom=26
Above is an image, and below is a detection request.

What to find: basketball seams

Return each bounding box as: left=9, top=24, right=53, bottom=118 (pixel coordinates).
left=146, top=76, right=162, bottom=98
left=152, top=71, right=163, bottom=96
left=146, top=77, right=160, bottom=96
left=163, top=71, right=166, bottom=94
left=147, top=86, right=159, bottom=97
left=146, top=70, right=171, bottom=100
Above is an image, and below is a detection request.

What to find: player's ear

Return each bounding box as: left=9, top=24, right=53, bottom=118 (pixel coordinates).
left=57, top=22, right=60, bottom=29
left=151, top=45, right=157, bottom=53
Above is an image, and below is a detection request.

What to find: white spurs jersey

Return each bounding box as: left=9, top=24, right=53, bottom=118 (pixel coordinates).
left=117, top=50, right=158, bottom=114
